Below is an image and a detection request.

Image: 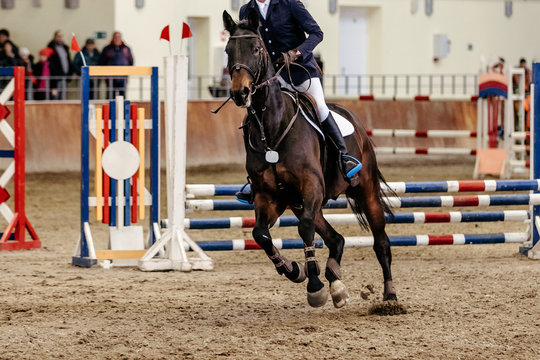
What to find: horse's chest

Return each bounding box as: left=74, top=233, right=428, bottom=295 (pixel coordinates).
left=249, top=164, right=293, bottom=193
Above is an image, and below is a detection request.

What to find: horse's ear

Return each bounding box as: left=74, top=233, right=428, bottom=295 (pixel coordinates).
left=223, top=10, right=237, bottom=34
left=247, top=8, right=260, bottom=30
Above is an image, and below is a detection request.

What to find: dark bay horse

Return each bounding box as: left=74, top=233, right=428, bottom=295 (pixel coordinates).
left=223, top=10, right=397, bottom=308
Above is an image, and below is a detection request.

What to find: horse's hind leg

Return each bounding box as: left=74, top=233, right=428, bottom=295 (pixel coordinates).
left=253, top=192, right=306, bottom=283
left=314, top=211, right=350, bottom=308
left=348, top=186, right=397, bottom=301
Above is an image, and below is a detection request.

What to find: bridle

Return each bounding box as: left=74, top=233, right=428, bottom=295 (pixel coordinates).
left=216, top=31, right=303, bottom=163
left=211, top=31, right=284, bottom=114
left=227, top=34, right=267, bottom=93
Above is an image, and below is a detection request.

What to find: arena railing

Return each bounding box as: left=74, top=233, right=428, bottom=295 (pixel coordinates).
left=0, top=73, right=479, bottom=101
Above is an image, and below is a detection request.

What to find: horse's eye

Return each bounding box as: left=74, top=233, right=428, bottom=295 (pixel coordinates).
left=254, top=47, right=260, bottom=55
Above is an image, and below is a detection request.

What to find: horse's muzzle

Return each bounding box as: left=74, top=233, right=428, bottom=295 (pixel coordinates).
left=231, top=86, right=252, bottom=108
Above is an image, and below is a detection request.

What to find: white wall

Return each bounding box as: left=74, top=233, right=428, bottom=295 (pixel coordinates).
left=0, top=0, right=114, bottom=58
left=374, top=0, right=540, bottom=74
left=1, top=0, right=539, bottom=76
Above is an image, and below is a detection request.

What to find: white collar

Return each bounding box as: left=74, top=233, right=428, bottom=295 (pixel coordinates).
left=256, top=0, right=270, bottom=10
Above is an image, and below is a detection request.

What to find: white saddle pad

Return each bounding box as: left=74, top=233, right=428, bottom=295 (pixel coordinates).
left=300, top=108, right=355, bottom=138
left=331, top=110, right=355, bottom=136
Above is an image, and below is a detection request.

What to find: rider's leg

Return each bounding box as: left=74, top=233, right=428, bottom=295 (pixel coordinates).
left=303, top=78, right=362, bottom=179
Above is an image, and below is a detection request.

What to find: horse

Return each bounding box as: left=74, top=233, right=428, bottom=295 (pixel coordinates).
left=222, top=9, right=397, bottom=308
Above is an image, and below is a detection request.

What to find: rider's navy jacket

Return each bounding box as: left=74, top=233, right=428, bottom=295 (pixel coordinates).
left=239, top=0, right=323, bottom=85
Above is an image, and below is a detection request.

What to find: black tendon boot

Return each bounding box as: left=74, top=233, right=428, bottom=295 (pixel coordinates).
left=322, top=112, right=362, bottom=179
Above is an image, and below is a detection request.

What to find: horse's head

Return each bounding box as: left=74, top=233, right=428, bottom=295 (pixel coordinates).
left=223, top=10, right=266, bottom=108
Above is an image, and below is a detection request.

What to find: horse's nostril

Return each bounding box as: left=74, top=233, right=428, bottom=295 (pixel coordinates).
left=242, top=87, right=250, bottom=96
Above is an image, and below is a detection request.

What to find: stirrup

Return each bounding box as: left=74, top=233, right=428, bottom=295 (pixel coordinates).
left=235, top=182, right=253, bottom=204
left=341, top=155, right=362, bottom=179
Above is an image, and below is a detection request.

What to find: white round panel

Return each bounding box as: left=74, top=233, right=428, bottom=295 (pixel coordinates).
left=101, top=141, right=140, bottom=180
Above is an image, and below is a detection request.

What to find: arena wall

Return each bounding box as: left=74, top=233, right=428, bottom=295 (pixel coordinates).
left=1, top=1, right=540, bottom=81
left=2, top=100, right=476, bottom=172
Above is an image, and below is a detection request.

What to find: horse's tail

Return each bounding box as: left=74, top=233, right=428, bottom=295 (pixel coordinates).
left=346, top=167, right=395, bottom=231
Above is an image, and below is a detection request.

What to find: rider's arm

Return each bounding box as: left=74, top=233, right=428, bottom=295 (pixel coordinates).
left=289, top=0, right=323, bottom=60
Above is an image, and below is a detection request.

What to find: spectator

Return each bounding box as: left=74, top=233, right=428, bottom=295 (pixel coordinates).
left=0, top=28, right=19, bottom=57
left=513, top=58, right=532, bottom=94
left=18, top=47, right=37, bottom=99
left=33, top=48, right=54, bottom=100
left=489, top=56, right=505, bottom=74
left=0, top=41, right=24, bottom=67
left=99, top=32, right=134, bottom=98
left=47, top=30, right=73, bottom=100
left=73, top=38, right=100, bottom=99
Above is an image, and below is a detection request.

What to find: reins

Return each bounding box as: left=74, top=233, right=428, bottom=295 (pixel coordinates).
left=211, top=29, right=310, bottom=164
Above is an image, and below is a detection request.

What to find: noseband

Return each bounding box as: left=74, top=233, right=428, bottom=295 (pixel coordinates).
left=228, top=34, right=266, bottom=90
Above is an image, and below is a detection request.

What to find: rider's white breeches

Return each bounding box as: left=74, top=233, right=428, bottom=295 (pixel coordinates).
left=278, top=76, right=330, bottom=120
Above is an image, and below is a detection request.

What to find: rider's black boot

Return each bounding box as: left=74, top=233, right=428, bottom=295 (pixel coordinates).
left=322, top=112, right=362, bottom=179
left=235, top=179, right=253, bottom=204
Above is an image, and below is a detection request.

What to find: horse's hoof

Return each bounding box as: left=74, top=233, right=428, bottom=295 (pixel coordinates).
left=307, top=286, right=328, bottom=308
left=383, top=281, right=397, bottom=301
left=330, top=280, right=350, bottom=308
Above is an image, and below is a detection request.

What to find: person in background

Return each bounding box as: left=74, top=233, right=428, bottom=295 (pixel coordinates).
left=490, top=56, right=505, bottom=74
left=73, top=38, right=100, bottom=99
left=0, top=28, right=19, bottom=57
left=99, top=32, right=134, bottom=99
left=18, top=47, right=37, bottom=99
left=513, top=58, right=532, bottom=94
left=33, top=48, right=54, bottom=100
left=47, top=30, right=73, bottom=100
left=0, top=41, right=23, bottom=91
left=0, top=41, right=24, bottom=67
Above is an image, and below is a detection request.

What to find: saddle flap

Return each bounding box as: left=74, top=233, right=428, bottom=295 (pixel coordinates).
left=282, top=90, right=354, bottom=137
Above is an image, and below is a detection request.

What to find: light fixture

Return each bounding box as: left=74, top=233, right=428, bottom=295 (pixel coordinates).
left=231, top=0, right=239, bottom=11
left=65, top=0, right=79, bottom=9
left=505, top=1, right=512, bottom=18
left=32, top=0, right=41, bottom=8
left=135, top=0, right=144, bottom=9
left=411, top=0, right=419, bottom=14
left=425, top=0, right=433, bottom=16
left=329, top=0, right=337, bottom=14
left=1, top=0, right=14, bottom=9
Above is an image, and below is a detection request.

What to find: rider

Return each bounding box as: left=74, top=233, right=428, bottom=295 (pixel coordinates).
left=235, top=0, right=362, bottom=202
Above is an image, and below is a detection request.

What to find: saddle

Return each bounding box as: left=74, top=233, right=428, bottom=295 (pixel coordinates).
left=281, top=89, right=355, bottom=139
left=281, top=89, right=325, bottom=139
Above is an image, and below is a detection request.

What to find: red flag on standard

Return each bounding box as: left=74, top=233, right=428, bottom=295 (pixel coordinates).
left=71, top=35, right=81, bottom=52
left=182, top=22, right=193, bottom=39
left=160, top=25, right=170, bottom=41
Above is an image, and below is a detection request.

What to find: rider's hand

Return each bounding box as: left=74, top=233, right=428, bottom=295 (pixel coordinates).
left=281, top=49, right=301, bottom=64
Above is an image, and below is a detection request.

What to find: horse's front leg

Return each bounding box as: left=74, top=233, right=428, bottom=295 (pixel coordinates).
left=313, top=211, right=349, bottom=308
left=293, top=184, right=327, bottom=308
left=253, top=192, right=306, bottom=283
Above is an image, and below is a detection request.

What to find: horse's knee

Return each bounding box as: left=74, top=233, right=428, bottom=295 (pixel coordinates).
left=298, top=216, right=315, bottom=239
left=253, top=226, right=271, bottom=247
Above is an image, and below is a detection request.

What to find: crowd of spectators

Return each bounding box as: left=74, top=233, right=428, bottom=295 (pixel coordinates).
left=0, top=28, right=133, bottom=100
